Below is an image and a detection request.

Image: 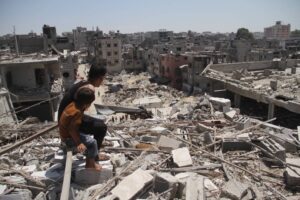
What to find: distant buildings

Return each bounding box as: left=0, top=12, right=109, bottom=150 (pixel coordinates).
left=96, top=36, right=122, bottom=73
left=264, top=21, right=291, bottom=40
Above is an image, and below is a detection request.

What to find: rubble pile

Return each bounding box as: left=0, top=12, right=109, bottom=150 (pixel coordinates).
left=1, top=72, right=300, bottom=199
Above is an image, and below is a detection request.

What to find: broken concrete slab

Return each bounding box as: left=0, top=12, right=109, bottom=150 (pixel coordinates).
left=224, top=110, right=237, bottom=120
left=172, top=147, right=193, bottom=167
left=74, top=161, right=113, bottom=185
left=221, top=180, right=249, bottom=200
left=259, top=137, right=286, bottom=165
left=204, top=178, right=218, bottom=193
left=111, top=168, right=153, bottom=200
left=1, top=189, right=32, bottom=200
left=209, top=97, right=231, bottom=113
left=31, top=163, right=64, bottom=185
left=269, top=130, right=298, bottom=152
left=0, top=184, right=7, bottom=195
left=284, top=158, right=300, bottom=186
left=34, top=192, right=47, bottom=200
left=186, top=174, right=206, bottom=200
left=153, top=172, right=179, bottom=199
left=157, top=135, right=185, bottom=152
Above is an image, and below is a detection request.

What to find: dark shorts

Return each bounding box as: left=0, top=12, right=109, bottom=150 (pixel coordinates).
left=79, top=114, right=107, bottom=149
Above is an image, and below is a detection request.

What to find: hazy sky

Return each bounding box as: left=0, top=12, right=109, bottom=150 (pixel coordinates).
left=0, top=0, right=299, bottom=36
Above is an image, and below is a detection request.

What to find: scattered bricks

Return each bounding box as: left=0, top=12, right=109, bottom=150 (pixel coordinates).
left=259, top=138, right=286, bottom=165
left=222, top=134, right=252, bottom=153
left=221, top=180, right=249, bottom=200
left=111, top=168, right=154, bottom=200
left=172, top=147, right=193, bottom=167
left=153, top=173, right=179, bottom=199
left=284, top=158, right=300, bottom=187
left=74, top=161, right=113, bottom=185
left=209, top=97, right=231, bottom=113
left=233, top=116, right=250, bottom=130
left=270, top=80, right=278, bottom=91
left=157, top=135, right=185, bottom=152
left=186, top=174, right=206, bottom=200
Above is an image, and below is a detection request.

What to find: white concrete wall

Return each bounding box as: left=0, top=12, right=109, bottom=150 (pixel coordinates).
left=0, top=92, right=15, bottom=124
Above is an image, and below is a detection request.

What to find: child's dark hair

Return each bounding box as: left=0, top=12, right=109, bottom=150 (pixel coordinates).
left=75, top=88, right=95, bottom=107
left=88, top=64, right=107, bottom=81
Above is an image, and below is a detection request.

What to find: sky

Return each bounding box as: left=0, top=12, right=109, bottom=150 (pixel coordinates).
left=0, top=0, right=299, bottom=36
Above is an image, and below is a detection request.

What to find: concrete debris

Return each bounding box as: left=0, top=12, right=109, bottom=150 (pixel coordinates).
left=284, top=158, right=300, bottom=187
left=153, top=172, right=179, bottom=199
left=172, top=147, right=193, bottom=167
left=233, top=116, right=250, bottom=130
left=222, top=133, right=252, bottom=152
left=259, top=137, right=286, bottom=165
left=221, top=180, right=249, bottom=200
left=157, top=135, right=185, bottom=152
left=111, top=168, right=154, bottom=200
left=1, top=72, right=299, bottom=199
left=186, top=174, right=206, bottom=200
left=74, top=161, right=113, bottom=185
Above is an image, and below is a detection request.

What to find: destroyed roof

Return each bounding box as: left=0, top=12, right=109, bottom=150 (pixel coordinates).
left=0, top=55, right=59, bottom=65
left=202, top=59, right=300, bottom=114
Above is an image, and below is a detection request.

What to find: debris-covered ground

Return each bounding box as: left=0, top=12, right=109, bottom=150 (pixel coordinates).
left=1, top=72, right=300, bottom=200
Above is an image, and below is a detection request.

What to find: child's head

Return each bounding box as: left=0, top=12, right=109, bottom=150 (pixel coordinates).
left=74, top=87, right=95, bottom=110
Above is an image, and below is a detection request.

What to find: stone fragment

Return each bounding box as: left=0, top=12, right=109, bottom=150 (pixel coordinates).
left=157, top=135, right=185, bottom=152
left=172, top=147, right=193, bottom=167
left=225, top=110, right=236, bottom=120
left=111, top=168, right=153, bottom=200
left=284, top=158, right=300, bottom=186
left=186, top=174, right=206, bottom=200
left=221, top=180, right=249, bottom=200
left=0, top=184, right=7, bottom=195
left=153, top=173, right=179, bottom=199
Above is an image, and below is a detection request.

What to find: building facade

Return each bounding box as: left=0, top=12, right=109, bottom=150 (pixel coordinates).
left=96, top=37, right=122, bottom=73
left=264, top=21, right=291, bottom=40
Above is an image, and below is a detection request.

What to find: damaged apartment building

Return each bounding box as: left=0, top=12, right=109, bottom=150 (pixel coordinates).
left=202, top=58, right=300, bottom=129
left=0, top=51, right=78, bottom=122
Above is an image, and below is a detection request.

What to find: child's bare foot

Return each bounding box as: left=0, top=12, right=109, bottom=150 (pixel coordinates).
left=85, top=158, right=102, bottom=171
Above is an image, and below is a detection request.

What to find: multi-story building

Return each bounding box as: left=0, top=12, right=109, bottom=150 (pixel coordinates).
left=159, top=53, right=188, bottom=90
left=0, top=55, right=63, bottom=121
left=96, top=37, right=122, bottom=73
left=264, top=21, right=291, bottom=40
left=73, top=27, right=88, bottom=51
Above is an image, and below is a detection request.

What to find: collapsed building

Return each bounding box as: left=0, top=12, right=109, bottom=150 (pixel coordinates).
left=1, top=72, right=300, bottom=200
left=202, top=59, right=300, bottom=129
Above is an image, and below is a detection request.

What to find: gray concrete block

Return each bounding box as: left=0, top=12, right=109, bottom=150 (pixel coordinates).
left=74, top=162, right=113, bottom=185
left=154, top=173, right=179, bottom=199
left=186, top=174, right=206, bottom=200
left=157, top=135, right=185, bottom=152
left=172, top=147, right=193, bottom=167
left=222, top=134, right=252, bottom=152
left=284, top=158, right=300, bottom=186
left=233, top=116, right=250, bottom=130
left=221, top=180, right=249, bottom=200
left=259, top=138, right=286, bottom=165
left=111, top=168, right=154, bottom=200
